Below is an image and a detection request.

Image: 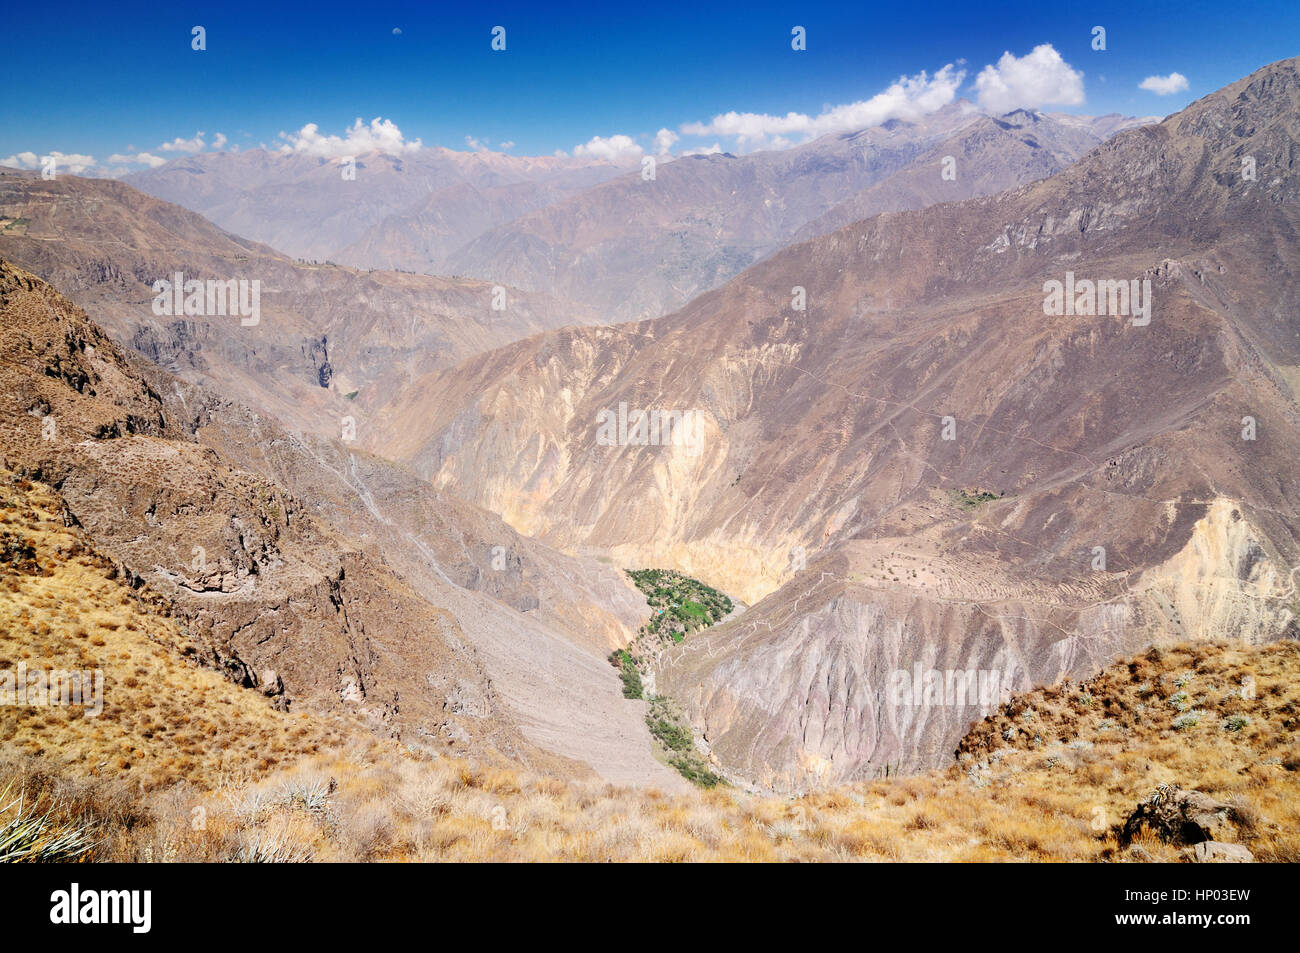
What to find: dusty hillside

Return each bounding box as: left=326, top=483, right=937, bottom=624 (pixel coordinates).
left=7, top=633, right=1295, bottom=862
left=0, top=260, right=553, bottom=765
left=0, top=170, right=587, bottom=438
left=365, top=58, right=1300, bottom=788
left=0, top=471, right=364, bottom=790
left=0, top=259, right=686, bottom=789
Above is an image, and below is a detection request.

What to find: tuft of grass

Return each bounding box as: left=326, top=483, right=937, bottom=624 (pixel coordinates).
left=0, top=782, right=96, bottom=862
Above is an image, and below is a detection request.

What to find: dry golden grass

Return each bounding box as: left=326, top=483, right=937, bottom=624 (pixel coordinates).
left=3, top=472, right=1297, bottom=861
left=956, top=639, right=1300, bottom=862
left=30, top=632, right=1294, bottom=862
left=0, top=475, right=359, bottom=794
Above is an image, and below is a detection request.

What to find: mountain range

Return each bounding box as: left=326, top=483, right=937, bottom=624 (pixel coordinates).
left=2, top=59, right=1297, bottom=801
left=362, top=58, right=1300, bottom=787
left=124, top=102, right=1154, bottom=324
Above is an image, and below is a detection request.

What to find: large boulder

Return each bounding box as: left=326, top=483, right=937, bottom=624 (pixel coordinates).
left=1121, top=784, right=1239, bottom=846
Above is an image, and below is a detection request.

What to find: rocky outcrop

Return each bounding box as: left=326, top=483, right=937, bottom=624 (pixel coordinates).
left=1120, top=784, right=1241, bottom=847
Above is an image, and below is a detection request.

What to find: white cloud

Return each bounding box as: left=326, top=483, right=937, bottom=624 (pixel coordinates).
left=108, top=152, right=168, bottom=169
left=51, top=153, right=99, bottom=174
left=680, top=64, right=966, bottom=151
left=572, top=133, right=644, bottom=161
left=974, top=44, right=1084, bottom=113
left=1138, top=72, right=1188, bottom=95
left=464, top=136, right=515, bottom=152
left=653, top=128, right=679, bottom=156
left=159, top=132, right=207, bottom=153
left=1, top=151, right=96, bottom=174
left=0, top=151, right=39, bottom=169
left=277, top=117, right=422, bottom=158
left=212, top=132, right=228, bottom=149
left=679, top=143, right=722, bottom=157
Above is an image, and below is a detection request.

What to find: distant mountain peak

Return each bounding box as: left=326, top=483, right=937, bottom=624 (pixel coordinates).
left=998, top=107, right=1043, bottom=125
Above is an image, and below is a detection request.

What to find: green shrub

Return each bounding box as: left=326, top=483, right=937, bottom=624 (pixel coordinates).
left=649, top=717, right=693, bottom=753
left=608, top=649, right=643, bottom=699
left=1222, top=715, right=1251, bottom=732
left=669, top=757, right=724, bottom=788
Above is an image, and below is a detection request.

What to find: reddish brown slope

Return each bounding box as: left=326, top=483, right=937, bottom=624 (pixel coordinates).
left=368, top=58, right=1300, bottom=788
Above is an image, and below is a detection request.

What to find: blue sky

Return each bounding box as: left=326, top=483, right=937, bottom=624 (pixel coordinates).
left=3, top=0, right=1297, bottom=173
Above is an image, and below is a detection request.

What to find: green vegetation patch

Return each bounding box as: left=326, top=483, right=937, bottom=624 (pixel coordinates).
left=615, top=569, right=735, bottom=787
left=950, top=488, right=1001, bottom=509
left=608, top=649, right=643, bottom=700
left=646, top=697, right=724, bottom=788
left=625, top=568, right=733, bottom=648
